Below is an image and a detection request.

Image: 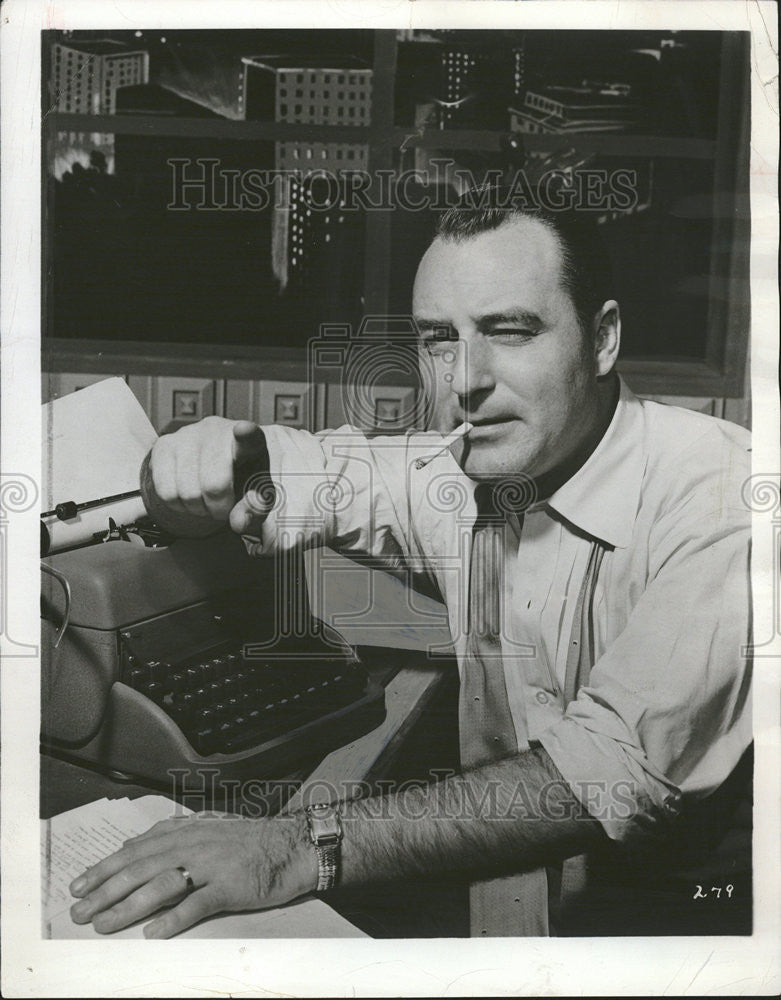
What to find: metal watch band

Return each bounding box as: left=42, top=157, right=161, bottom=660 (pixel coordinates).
left=314, top=842, right=339, bottom=892
left=305, top=803, right=342, bottom=893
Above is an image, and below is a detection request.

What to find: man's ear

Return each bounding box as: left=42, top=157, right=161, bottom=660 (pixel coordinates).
left=592, top=300, right=621, bottom=377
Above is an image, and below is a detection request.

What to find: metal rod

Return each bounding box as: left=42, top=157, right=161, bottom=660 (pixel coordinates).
left=41, top=488, right=142, bottom=520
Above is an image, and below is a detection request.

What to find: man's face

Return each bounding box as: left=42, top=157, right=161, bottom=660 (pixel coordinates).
left=412, top=216, right=603, bottom=482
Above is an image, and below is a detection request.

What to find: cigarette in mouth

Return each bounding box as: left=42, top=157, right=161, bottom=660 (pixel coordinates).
left=414, top=422, right=473, bottom=470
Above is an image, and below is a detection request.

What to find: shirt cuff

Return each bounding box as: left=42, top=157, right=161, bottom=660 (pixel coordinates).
left=537, top=716, right=683, bottom=843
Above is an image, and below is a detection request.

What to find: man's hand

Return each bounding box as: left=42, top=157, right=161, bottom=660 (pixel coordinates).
left=143, top=417, right=273, bottom=537
left=68, top=813, right=316, bottom=939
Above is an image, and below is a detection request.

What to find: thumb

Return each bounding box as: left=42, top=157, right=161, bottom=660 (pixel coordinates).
left=231, top=422, right=274, bottom=511
left=232, top=421, right=267, bottom=461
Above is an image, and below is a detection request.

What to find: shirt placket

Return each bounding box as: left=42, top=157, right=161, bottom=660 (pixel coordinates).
left=503, top=506, right=565, bottom=743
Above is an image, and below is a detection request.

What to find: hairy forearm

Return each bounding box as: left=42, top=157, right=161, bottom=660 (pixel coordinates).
left=324, top=746, right=606, bottom=888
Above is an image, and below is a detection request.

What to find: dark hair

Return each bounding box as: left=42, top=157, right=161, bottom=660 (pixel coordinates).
left=434, top=192, right=614, bottom=336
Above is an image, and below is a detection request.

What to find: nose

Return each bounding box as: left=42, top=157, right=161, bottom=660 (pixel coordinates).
left=447, top=336, right=495, bottom=407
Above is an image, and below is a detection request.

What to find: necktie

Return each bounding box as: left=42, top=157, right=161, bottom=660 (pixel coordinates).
left=459, top=484, right=550, bottom=936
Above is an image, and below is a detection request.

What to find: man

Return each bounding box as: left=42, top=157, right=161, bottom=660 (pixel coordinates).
left=68, top=201, right=752, bottom=939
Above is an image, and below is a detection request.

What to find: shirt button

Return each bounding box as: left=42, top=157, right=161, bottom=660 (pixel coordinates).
left=535, top=691, right=549, bottom=705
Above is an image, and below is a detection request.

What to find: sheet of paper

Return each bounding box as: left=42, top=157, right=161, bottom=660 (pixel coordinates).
left=42, top=795, right=191, bottom=919
left=47, top=896, right=366, bottom=940
left=42, top=794, right=366, bottom=939
left=42, top=377, right=157, bottom=552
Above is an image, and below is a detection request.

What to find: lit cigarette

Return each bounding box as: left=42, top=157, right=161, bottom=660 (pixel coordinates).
left=414, top=422, right=473, bottom=470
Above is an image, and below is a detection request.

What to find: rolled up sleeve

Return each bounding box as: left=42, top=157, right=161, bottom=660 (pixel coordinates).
left=539, top=514, right=751, bottom=844
left=243, top=424, right=447, bottom=572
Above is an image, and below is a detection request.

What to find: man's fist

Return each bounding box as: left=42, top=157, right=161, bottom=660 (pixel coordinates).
left=140, top=417, right=273, bottom=538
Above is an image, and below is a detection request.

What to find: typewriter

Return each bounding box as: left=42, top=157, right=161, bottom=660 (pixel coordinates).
left=40, top=379, right=386, bottom=799
left=41, top=527, right=387, bottom=792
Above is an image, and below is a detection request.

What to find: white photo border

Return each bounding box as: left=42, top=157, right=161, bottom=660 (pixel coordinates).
left=1, top=1, right=778, bottom=996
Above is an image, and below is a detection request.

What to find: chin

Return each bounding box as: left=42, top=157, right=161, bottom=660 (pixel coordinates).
left=461, top=449, right=538, bottom=483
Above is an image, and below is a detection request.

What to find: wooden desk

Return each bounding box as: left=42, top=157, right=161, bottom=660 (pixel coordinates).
left=283, top=659, right=449, bottom=812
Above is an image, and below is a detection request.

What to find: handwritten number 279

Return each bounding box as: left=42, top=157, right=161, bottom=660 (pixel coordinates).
left=693, top=885, right=734, bottom=899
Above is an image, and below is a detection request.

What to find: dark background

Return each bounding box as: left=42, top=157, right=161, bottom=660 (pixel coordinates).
left=43, top=29, right=748, bottom=368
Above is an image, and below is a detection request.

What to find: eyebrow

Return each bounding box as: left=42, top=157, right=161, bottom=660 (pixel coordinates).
left=476, top=310, right=544, bottom=332
left=415, top=309, right=544, bottom=336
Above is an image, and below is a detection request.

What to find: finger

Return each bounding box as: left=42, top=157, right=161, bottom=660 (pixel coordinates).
left=69, top=831, right=176, bottom=897
left=232, top=423, right=272, bottom=500
left=143, top=886, right=223, bottom=939
left=70, top=850, right=179, bottom=923
left=229, top=496, right=268, bottom=537
left=199, top=428, right=238, bottom=522
left=175, top=428, right=212, bottom=520
left=148, top=435, right=178, bottom=508
left=232, top=421, right=267, bottom=461
left=90, top=867, right=196, bottom=935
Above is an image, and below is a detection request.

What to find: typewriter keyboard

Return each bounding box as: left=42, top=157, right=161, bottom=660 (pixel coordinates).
left=120, top=644, right=369, bottom=756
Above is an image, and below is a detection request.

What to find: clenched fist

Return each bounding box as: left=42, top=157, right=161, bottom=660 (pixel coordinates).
left=140, top=416, right=274, bottom=538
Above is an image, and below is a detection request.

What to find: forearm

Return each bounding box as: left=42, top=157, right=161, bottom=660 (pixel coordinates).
left=300, top=746, right=607, bottom=890
left=68, top=747, right=605, bottom=938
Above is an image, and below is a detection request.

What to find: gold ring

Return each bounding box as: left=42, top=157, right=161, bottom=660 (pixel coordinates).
left=176, top=866, right=195, bottom=894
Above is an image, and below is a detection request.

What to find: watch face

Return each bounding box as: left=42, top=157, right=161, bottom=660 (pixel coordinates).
left=307, top=804, right=342, bottom=842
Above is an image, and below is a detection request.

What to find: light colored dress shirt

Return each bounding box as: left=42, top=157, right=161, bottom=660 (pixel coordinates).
left=251, top=376, right=752, bottom=849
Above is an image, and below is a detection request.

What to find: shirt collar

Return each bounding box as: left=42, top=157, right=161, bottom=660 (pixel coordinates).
left=541, top=376, right=645, bottom=549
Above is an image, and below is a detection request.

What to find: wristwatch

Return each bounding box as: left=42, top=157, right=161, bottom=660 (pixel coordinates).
left=305, top=802, right=343, bottom=892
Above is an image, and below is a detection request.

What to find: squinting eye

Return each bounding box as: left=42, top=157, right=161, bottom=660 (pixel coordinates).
left=489, top=329, right=535, bottom=343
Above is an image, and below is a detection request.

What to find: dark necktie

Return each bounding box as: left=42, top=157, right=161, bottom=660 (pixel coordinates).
left=459, top=484, right=549, bottom=936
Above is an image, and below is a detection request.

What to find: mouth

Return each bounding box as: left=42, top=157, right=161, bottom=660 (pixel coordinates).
left=467, top=417, right=517, bottom=429
left=463, top=417, right=518, bottom=441
left=469, top=417, right=515, bottom=425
